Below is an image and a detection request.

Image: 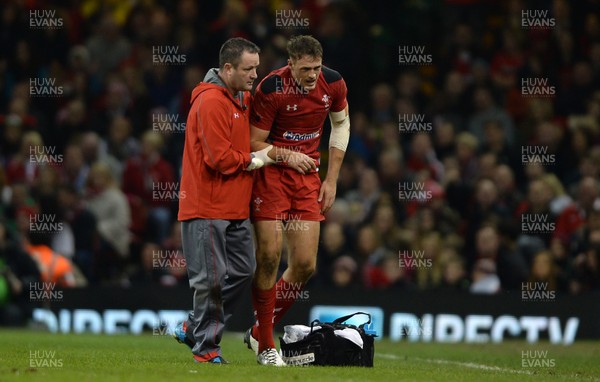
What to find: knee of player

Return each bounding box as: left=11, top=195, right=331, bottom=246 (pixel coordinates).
left=255, top=243, right=281, bottom=261
left=293, top=261, right=316, bottom=280
left=256, top=256, right=280, bottom=275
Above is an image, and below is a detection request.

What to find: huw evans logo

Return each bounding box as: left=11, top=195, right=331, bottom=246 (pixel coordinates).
left=521, top=350, right=555, bottom=368
left=152, top=113, right=185, bottom=133
left=521, top=282, right=555, bottom=302
left=152, top=250, right=186, bottom=270
left=274, top=146, right=303, bottom=164
left=275, top=10, right=309, bottom=29
left=275, top=213, right=310, bottom=232
left=29, top=10, right=63, bottom=29
left=276, top=77, right=309, bottom=96
left=521, top=214, right=555, bottom=234
left=29, top=78, right=63, bottom=97
left=151, top=319, right=182, bottom=336
left=29, top=146, right=63, bottom=164
left=276, top=281, right=309, bottom=301
left=29, top=214, right=63, bottom=233
left=29, top=350, right=63, bottom=368
left=521, top=10, right=555, bottom=29
left=398, top=46, right=432, bottom=65
left=398, top=182, right=432, bottom=202
left=398, top=250, right=432, bottom=268
left=152, top=182, right=186, bottom=202
left=521, top=78, right=555, bottom=97
left=521, top=146, right=555, bottom=165
left=398, top=114, right=432, bottom=132
left=152, top=46, right=187, bottom=65
left=389, top=314, right=434, bottom=341
left=29, top=282, right=63, bottom=302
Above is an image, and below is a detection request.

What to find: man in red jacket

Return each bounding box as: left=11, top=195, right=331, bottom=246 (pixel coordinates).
left=176, top=38, right=273, bottom=365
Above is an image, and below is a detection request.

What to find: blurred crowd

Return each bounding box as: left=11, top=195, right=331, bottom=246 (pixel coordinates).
left=1, top=0, right=600, bottom=324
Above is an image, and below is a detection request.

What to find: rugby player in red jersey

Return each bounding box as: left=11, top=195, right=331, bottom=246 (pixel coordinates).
left=245, top=35, right=350, bottom=366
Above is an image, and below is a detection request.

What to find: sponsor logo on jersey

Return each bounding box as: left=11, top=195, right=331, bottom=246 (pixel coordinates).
left=283, top=131, right=320, bottom=141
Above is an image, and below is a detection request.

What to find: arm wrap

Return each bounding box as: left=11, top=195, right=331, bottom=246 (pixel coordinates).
left=328, top=108, right=350, bottom=151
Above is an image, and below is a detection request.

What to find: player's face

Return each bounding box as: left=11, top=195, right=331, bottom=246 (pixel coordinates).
left=289, top=55, right=322, bottom=91
left=224, top=51, right=259, bottom=92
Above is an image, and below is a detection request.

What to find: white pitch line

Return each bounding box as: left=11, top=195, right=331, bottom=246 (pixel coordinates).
left=377, top=352, right=534, bottom=375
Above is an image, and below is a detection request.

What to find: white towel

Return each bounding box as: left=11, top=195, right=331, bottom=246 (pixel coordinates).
left=282, top=324, right=322, bottom=344
left=334, top=328, right=364, bottom=349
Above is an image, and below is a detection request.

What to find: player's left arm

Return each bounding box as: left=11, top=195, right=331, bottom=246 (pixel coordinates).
left=318, top=104, right=350, bottom=213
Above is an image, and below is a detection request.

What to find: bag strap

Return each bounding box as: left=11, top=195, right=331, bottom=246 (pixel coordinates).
left=309, top=319, right=322, bottom=334
left=332, top=312, right=371, bottom=326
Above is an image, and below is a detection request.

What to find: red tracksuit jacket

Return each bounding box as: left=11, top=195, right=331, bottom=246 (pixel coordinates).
left=178, top=70, right=253, bottom=221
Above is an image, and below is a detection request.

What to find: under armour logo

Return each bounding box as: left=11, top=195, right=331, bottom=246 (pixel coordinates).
left=233, top=113, right=240, bottom=118
left=286, top=104, right=298, bottom=111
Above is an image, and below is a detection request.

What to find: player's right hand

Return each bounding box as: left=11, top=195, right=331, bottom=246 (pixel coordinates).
left=284, top=152, right=318, bottom=175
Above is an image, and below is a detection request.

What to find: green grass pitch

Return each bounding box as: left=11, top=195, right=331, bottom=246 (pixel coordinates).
left=1, top=329, right=599, bottom=381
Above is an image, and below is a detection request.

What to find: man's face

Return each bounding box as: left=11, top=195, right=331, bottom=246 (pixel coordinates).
left=289, top=55, right=322, bottom=91
left=476, top=227, right=499, bottom=255
left=224, top=51, right=259, bottom=92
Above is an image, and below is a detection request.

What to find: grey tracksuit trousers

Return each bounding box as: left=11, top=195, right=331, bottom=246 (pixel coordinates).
left=181, top=218, right=255, bottom=357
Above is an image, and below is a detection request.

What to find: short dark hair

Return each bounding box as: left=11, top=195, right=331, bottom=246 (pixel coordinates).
left=287, top=35, right=323, bottom=61
left=219, top=38, right=260, bottom=69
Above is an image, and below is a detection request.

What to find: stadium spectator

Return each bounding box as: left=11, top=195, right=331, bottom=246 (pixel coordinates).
left=515, top=178, right=557, bottom=262
left=106, top=116, right=139, bottom=165
left=316, top=222, right=349, bottom=285
left=437, top=248, right=469, bottom=291
left=52, top=99, right=88, bottom=154
left=57, top=185, right=97, bottom=280
left=464, top=178, right=510, bottom=255
left=405, top=132, right=444, bottom=182
left=370, top=83, right=395, bottom=124
left=330, top=255, right=359, bottom=289
left=493, top=164, right=522, bottom=217
left=433, top=120, right=457, bottom=161
left=412, top=231, right=443, bottom=290
left=454, top=131, right=479, bottom=183
left=158, top=221, right=187, bottom=286
left=5, top=131, right=44, bottom=187
left=570, top=230, right=600, bottom=294
left=468, top=87, right=515, bottom=146
left=85, top=14, right=131, bottom=82
left=472, top=225, right=528, bottom=291
left=363, top=249, right=411, bottom=290
left=85, top=162, right=131, bottom=282
left=0, top=220, right=40, bottom=326
left=61, top=144, right=88, bottom=194
left=24, top=241, right=80, bottom=287
left=121, top=130, right=175, bottom=244
left=528, top=250, right=563, bottom=292
left=469, top=258, right=500, bottom=294
left=344, top=167, right=381, bottom=223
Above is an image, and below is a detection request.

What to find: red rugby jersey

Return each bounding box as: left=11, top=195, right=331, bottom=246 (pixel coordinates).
left=251, top=65, right=347, bottom=162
